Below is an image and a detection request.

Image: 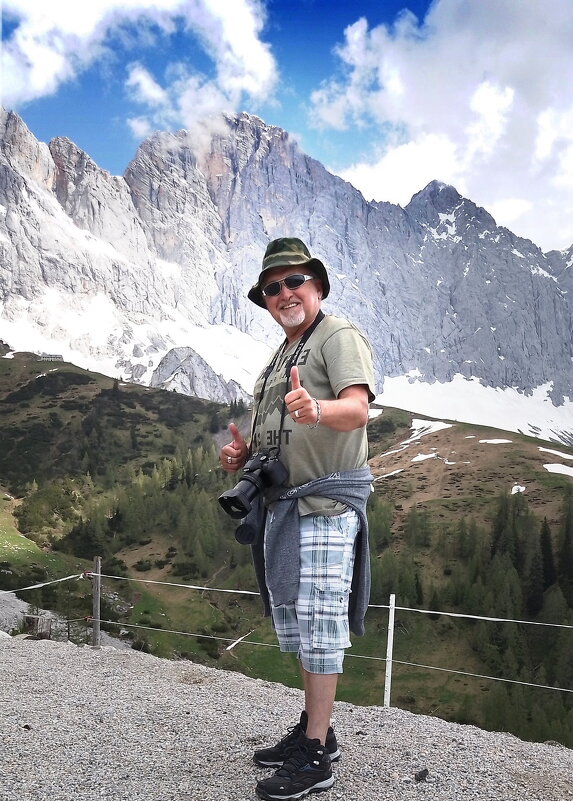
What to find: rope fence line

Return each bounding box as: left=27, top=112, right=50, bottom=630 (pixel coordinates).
left=96, top=572, right=261, bottom=596
left=4, top=571, right=573, bottom=634
left=94, top=618, right=280, bottom=651
left=88, top=616, right=573, bottom=696
left=373, top=603, right=573, bottom=630
left=390, top=658, right=573, bottom=695
left=0, top=573, right=85, bottom=595
left=4, top=570, right=573, bottom=632
left=3, top=569, right=573, bottom=702
left=92, top=572, right=573, bottom=632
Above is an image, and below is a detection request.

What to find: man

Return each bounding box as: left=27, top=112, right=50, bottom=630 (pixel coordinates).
left=220, top=237, right=375, bottom=800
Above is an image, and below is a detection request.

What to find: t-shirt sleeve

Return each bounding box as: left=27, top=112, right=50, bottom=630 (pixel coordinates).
left=321, top=325, right=376, bottom=402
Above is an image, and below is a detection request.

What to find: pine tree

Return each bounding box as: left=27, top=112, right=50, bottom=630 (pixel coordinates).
left=552, top=612, right=573, bottom=690
left=537, top=584, right=569, bottom=678
left=369, top=556, right=386, bottom=604
left=418, top=509, right=433, bottom=547
left=524, top=532, right=544, bottom=617
left=375, top=549, right=399, bottom=602
left=405, top=507, right=420, bottom=548
left=367, top=494, right=392, bottom=553
left=491, top=492, right=511, bottom=556
left=558, top=487, right=573, bottom=606
left=414, top=572, right=424, bottom=606
left=455, top=517, right=469, bottom=558
left=540, top=517, right=557, bottom=590
left=491, top=494, right=518, bottom=567
left=482, top=683, right=511, bottom=733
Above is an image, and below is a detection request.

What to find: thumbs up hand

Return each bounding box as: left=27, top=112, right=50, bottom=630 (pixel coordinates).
left=285, top=366, right=318, bottom=425
left=220, top=422, right=249, bottom=472
left=290, top=365, right=302, bottom=391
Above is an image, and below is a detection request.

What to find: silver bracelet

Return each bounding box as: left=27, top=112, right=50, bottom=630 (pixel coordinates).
left=307, top=398, right=321, bottom=429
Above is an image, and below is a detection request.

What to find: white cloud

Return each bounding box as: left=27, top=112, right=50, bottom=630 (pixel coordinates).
left=2, top=0, right=277, bottom=137
left=487, top=198, right=533, bottom=229
left=465, top=82, right=514, bottom=160
left=339, top=132, right=463, bottom=206
left=199, top=0, right=276, bottom=100
left=126, top=63, right=169, bottom=107
left=312, top=0, right=573, bottom=251
left=126, top=115, right=154, bottom=139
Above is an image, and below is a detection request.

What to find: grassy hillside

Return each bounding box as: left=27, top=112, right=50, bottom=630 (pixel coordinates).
left=0, top=354, right=226, bottom=493
left=368, top=408, right=572, bottom=530
left=1, top=354, right=572, bottom=746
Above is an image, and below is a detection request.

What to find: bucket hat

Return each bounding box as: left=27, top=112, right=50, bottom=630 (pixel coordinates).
left=247, top=237, right=330, bottom=308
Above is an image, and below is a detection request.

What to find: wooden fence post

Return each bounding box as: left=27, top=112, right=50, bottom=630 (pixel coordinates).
left=383, top=593, right=396, bottom=707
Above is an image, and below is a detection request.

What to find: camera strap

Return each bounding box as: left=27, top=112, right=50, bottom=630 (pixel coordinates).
left=250, top=310, right=325, bottom=456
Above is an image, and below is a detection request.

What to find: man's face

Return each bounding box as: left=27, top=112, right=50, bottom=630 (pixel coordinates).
left=261, top=266, right=322, bottom=335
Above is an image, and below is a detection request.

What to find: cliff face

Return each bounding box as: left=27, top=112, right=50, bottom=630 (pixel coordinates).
left=190, top=116, right=572, bottom=400
left=0, top=108, right=572, bottom=415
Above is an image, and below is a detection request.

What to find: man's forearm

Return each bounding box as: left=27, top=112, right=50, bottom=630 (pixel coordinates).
left=315, top=386, right=369, bottom=432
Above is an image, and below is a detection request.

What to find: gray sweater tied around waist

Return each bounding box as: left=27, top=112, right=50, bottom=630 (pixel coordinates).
left=246, top=466, right=373, bottom=637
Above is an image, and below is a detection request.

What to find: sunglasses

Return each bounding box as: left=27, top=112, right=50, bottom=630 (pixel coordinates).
left=261, top=274, right=316, bottom=297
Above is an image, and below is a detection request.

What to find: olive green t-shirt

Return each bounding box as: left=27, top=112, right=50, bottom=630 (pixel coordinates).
left=251, top=314, right=376, bottom=516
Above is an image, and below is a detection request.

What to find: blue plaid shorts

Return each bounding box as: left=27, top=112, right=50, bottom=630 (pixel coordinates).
left=266, top=509, right=358, bottom=674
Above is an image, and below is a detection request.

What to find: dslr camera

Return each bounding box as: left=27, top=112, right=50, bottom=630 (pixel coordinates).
left=218, top=447, right=288, bottom=521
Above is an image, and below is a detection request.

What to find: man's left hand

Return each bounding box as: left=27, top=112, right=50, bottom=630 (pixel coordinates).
left=285, top=366, right=318, bottom=425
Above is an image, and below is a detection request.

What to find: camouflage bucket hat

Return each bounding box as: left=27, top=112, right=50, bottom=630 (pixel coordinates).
left=247, top=237, right=330, bottom=308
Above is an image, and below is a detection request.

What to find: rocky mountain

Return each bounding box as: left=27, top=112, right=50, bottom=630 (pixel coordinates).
left=0, top=108, right=572, bottom=437
left=150, top=346, right=249, bottom=402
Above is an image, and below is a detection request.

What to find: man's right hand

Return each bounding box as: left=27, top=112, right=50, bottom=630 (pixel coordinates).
left=219, top=422, right=248, bottom=473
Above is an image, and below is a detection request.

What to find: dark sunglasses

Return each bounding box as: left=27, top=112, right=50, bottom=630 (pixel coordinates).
left=261, top=273, right=316, bottom=297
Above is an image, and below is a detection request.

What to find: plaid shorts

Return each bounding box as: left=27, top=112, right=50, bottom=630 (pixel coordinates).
left=266, top=509, right=358, bottom=674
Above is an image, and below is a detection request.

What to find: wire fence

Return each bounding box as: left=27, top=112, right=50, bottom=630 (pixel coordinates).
left=2, top=565, right=573, bottom=704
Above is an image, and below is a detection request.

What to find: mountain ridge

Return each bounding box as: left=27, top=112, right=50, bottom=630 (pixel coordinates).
left=1, top=107, right=572, bottom=439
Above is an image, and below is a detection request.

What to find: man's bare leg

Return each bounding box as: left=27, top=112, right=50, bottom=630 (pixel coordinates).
left=301, top=666, right=338, bottom=745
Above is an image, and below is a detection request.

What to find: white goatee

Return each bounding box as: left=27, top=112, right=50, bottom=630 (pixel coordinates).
left=279, top=305, right=306, bottom=328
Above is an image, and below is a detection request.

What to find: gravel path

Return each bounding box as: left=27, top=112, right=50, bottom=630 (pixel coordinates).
left=1, top=637, right=572, bottom=801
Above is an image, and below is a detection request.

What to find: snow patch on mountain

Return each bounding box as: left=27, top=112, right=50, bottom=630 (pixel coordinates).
left=376, top=374, right=573, bottom=446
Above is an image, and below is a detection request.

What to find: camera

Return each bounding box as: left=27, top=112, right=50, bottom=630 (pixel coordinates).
left=218, top=448, right=288, bottom=520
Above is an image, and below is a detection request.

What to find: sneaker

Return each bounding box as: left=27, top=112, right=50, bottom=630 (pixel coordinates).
left=254, top=711, right=340, bottom=767
left=255, top=736, right=334, bottom=800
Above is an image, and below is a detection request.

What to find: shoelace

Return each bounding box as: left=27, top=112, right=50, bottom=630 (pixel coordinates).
left=278, top=723, right=302, bottom=747
left=277, top=742, right=324, bottom=777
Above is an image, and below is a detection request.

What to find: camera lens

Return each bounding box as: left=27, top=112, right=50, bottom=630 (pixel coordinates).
left=218, top=472, right=265, bottom=518
left=218, top=489, right=252, bottom=518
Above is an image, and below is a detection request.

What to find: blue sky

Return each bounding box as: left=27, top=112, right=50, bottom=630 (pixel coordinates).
left=3, top=0, right=573, bottom=251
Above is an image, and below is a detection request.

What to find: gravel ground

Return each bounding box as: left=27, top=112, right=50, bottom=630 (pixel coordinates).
left=1, top=637, right=572, bottom=801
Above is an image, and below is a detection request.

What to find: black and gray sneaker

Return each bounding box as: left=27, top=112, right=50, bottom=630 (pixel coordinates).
left=255, top=736, right=334, bottom=800
left=254, top=711, right=340, bottom=767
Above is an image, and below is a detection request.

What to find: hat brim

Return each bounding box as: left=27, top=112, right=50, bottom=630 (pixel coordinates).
left=247, top=257, right=330, bottom=308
